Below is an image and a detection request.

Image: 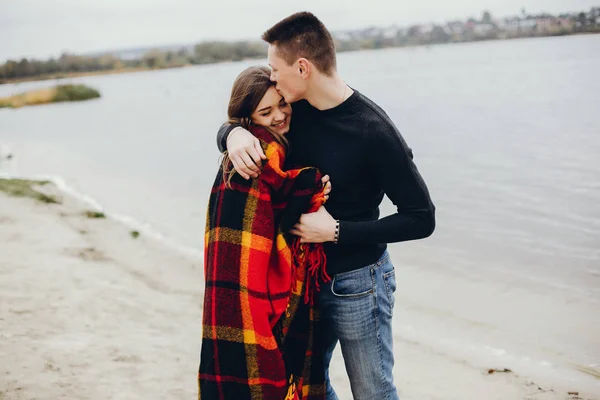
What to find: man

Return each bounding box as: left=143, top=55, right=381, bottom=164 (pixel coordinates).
left=217, top=12, right=435, bottom=400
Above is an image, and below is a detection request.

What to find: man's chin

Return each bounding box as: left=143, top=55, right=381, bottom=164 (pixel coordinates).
left=277, top=90, right=294, bottom=103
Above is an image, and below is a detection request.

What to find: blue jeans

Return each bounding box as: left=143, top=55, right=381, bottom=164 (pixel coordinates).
left=319, top=251, right=399, bottom=400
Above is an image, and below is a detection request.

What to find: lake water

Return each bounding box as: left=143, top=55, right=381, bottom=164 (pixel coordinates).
left=1, top=34, right=599, bottom=394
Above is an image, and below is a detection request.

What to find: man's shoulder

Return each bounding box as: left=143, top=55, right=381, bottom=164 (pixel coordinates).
left=352, top=92, right=398, bottom=136
left=354, top=92, right=390, bottom=121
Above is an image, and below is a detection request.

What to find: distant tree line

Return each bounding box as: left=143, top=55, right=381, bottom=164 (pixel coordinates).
left=0, top=41, right=267, bottom=83
left=1, top=7, right=599, bottom=84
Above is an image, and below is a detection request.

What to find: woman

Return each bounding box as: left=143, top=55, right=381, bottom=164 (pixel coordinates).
left=198, top=66, right=331, bottom=400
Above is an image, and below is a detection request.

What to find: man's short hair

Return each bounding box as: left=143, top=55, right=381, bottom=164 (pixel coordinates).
left=262, top=12, right=336, bottom=76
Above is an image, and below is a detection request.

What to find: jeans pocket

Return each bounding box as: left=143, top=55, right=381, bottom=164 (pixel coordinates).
left=331, top=267, right=373, bottom=298
left=383, top=268, right=396, bottom=309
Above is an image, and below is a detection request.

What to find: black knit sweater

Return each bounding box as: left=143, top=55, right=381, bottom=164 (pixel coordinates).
left=217, top=89, right=435, bottom=276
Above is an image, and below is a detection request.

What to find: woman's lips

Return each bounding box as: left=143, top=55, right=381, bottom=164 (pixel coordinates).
left=272, top=117, right=288, bottom=129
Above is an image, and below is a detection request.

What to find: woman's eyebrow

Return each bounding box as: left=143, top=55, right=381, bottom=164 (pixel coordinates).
left=257, top=106, right=272, bottom=112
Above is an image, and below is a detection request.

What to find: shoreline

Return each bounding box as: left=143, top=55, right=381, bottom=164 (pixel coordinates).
left=0, top=84, right=100, bottom=108
left=0, top=173, right=204, bottom=259
left=1, top=179, right=598, bottom=399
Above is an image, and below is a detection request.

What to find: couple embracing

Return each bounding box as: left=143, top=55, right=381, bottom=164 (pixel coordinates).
left=198, top=11, right=435, bottom=400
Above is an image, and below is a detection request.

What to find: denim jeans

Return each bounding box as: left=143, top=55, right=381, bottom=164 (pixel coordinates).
left=319, top=251, right=399, bottom=400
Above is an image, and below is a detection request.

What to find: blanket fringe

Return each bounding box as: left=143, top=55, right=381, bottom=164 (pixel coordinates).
left=291, top=239, right=331, bottom=305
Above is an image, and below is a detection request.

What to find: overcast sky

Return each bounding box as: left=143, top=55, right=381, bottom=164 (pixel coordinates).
left=2, top=0, right=598, bottom=61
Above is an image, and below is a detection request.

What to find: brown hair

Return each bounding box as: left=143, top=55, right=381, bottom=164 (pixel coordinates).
left=222, top=66, right=288, bottom=187
left=262, top=12, right=336, bottom=76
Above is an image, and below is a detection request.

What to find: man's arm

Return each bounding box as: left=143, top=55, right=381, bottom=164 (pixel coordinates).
left=216, top=123, right=236, bottom=153
left=338, top=122, right=435, bottom=244
left=215, top=123, right=266, bottom=179
left=217, top=101, right=309, bottom=179
left=290, top=123, right=434, bottom=245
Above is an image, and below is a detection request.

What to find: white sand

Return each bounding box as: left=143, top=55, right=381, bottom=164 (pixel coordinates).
left=0, top=184, right=596, bottom=400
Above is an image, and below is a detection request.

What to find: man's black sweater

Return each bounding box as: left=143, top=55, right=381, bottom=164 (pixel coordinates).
left=217, top=89, right=435, bottom=276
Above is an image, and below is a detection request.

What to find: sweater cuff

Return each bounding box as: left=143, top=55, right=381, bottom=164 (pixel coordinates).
left=337, top=220, right=364, bottom=245
left=217, top=124, right=239, bottom=153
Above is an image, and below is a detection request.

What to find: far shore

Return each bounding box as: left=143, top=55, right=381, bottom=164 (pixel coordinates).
left=2, top=32, right=599, bottom=86
left=0, top=65, right=187, bottom=85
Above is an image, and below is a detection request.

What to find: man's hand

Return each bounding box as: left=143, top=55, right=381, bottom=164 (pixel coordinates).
left=227, top=127, right=266, bottom=179
left=289, top=206, right=337, bottom=243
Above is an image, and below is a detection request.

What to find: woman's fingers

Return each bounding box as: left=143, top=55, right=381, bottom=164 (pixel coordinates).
left=237, top=152, right=260, bottom=178
left=246, top=138, right=266, bottom=169
left=253, top=139, right=267, bottom=160
left=230, top=157, right=250, bottom=180
left=322, top=175, right=332, bottom=201
left=247, top=148, right=264, bottom=169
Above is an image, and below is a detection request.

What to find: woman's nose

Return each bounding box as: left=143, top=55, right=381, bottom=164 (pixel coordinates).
left=274, top=109, right=285, bottom=121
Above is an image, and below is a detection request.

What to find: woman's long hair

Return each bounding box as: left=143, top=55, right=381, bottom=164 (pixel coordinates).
left=222, top=66, right=288, bottom=187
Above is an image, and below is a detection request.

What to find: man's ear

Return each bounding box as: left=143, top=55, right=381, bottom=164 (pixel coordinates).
left=297, top=58, right=310, bottom=79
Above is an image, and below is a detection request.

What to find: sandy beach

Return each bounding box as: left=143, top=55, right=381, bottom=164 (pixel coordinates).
left=0, top=181, right=596, bottom=400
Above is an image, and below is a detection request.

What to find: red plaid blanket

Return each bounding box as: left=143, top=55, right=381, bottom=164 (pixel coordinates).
left=198, top=126, right=329, bottom=399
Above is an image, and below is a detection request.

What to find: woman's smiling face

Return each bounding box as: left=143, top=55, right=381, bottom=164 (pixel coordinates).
left=251, top=86, right=292, bottom=135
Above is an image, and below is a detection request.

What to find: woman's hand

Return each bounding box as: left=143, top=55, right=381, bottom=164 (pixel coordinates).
left=227, top=127, right=266, bottom=179
left=290, top=206, right=337, bottom=243
left=322, top=175, right=332, bottom=202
